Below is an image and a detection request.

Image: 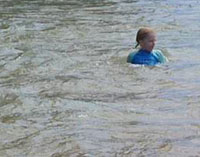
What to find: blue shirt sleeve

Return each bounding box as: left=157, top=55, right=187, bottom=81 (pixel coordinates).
left=153, top=50, right=168, bottom=63
left=127, top=52, right=136, bottom=63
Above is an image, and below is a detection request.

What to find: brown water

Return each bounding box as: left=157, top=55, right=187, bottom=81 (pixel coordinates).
left=1, top=0, right=200, bottom=156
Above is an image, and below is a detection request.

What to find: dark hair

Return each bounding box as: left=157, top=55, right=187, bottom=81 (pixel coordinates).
left=135, top=27, right=155, bottom=48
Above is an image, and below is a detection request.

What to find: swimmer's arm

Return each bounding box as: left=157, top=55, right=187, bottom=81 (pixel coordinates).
left=155, top=50, right=168, bottom=63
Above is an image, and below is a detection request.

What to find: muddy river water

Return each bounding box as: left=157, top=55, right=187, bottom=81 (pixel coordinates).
left=1, top=0, right=200, bottom=156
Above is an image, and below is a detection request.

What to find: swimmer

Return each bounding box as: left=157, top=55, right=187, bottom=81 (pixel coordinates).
left=127, top=27, right=168, bottom=66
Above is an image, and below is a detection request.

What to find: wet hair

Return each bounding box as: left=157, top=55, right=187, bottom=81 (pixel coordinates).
left=135, top=27, right=155, bottom=48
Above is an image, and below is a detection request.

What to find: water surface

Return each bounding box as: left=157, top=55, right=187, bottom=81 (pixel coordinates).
left=1, top=0, right=200, bottom=156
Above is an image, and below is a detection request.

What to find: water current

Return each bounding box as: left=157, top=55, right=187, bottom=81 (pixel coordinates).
left=1, top=0, right=200, bottom=156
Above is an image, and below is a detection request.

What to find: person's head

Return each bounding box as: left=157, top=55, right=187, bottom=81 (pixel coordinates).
left=135, top=27, right=156, bottom=52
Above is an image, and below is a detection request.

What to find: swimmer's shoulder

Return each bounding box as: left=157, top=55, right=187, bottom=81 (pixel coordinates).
left=127, top=50, right=138, bottom=63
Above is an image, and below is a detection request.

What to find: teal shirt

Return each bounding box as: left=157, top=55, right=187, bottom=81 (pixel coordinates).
left=127, top=49, right=168, bottom=66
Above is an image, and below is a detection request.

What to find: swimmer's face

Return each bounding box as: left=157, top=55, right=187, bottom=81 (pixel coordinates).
left=140, top=33, right=156, bottom=52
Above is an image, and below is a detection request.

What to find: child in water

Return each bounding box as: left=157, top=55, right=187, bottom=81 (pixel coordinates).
left=127, top=27, right=168, bottom=66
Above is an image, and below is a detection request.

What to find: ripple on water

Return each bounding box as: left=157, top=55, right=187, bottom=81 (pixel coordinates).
left=1, top=0, right=200, bottom=156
